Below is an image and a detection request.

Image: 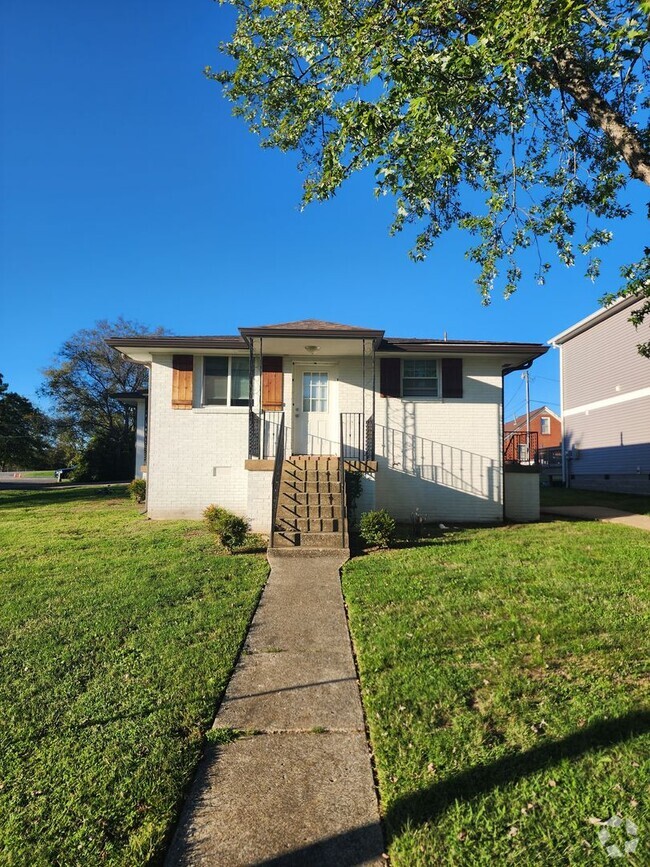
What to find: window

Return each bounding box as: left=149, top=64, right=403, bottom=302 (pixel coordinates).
left=540, top=416, right=551, bottom=436
left=303, top=371, right=328, bottom=412
left=203, top=357, right=249, bottom=406
left=402, top=359, right=439, bottom=398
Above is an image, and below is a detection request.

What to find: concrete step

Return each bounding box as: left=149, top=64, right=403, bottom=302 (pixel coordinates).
left=279, top=503, right=338, bottom=520
left=279, top=492, right=342, bottom=508
left=305, top=481, right=341, bottom=494
left=276, top=517, right=340, bottom=533
left=286, top=456, right=339, bottom=471
left=273, top=531, right=300, bottom=547
left=305, top=470, right=340, bottom=483
left=301, top=532, right=347, bottom=549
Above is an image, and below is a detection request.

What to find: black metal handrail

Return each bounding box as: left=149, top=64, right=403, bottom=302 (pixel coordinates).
left=260, top=410, right=284, bottom=459
left=339, top=414, right=347, bottom=547
left=341, top=412, right=375, bottom=461
left=269, top=413, right=285, bottom=548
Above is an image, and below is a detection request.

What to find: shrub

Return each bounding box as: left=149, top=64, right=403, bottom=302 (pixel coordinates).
left=359, top=509, right=396, bottom=548
left=203, top=505, right=250, bottom=552
left=345, top=471, right=363, bottom=524
left=128, top=478, right=146, bottom=504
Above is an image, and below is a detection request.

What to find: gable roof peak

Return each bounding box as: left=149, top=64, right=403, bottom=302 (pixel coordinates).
left=244, top=319, right=372, bottom=331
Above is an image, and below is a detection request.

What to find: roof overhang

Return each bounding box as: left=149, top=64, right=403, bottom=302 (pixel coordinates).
left=110, top=390, right=149, bottom=406
left=105, top=336, right=247, bottom=363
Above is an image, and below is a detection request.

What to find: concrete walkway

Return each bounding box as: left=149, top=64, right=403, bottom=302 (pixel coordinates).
left=166, top=551, right=385, bottom=867
left=542, top=505, right=650, bottom=531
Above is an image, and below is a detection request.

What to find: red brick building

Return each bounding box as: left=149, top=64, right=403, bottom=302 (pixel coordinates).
left=504, top=405, right=562, bottom=456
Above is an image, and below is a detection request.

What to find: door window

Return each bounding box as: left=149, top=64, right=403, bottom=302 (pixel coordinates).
left=302, top=372, right=328, bottom=413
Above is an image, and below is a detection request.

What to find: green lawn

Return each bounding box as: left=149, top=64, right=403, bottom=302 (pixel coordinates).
left=541, top=485, right=650, bottom=516
left=343, top=522, right=650, bottom=865
left=0, top=486, right=268, bottom=865
left=3, top=469, right=58, bottom=478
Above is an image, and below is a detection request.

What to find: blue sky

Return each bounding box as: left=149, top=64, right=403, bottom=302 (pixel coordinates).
left=1, top=1, right=648, bottom=424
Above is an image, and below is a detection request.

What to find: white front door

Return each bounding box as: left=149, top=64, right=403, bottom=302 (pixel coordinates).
left=292, top=366, right=338, bottom=455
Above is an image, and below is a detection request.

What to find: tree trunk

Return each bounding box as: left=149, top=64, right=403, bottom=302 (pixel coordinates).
left=542, top=48, right=650, bottom=185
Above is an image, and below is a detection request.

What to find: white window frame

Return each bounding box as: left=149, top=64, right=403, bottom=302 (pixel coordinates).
left=540, top=416, right=551, bottom=436
left=202, top=356, right=250, bottom=408
left=402, top=358, right=440, bottom=399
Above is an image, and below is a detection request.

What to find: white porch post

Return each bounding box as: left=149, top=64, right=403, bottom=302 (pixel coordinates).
left=135, top=399, right=146, bottom=479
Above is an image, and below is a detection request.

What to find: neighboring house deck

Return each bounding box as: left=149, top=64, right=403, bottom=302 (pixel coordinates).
left=108, top=320, right=547, bottom=541
left=550, top=295, right=650, bottom=495
left=504, top=405, right=562, bottom=468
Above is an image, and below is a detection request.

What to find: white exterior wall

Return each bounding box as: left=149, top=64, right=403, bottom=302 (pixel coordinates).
left=504, top=472, right=540, bottom=522
left=146, top=352, right=506, bottom=527
left=147, top=355, right=251, bottom=521
left=373, top=357, right=503, bottom=522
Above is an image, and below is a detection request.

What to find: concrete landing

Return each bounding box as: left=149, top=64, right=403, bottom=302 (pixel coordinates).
left=166, top=552, right=385, bottom=867
left=542, top=505, right=650, bottom=531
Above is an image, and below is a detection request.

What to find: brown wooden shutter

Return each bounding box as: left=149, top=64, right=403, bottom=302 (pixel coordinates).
left=262, top=356, right=283, bottom=410
left=380, top=358, right=401, bottom=398
left=172, top=355, right=193, bottom=409
left=441, top=358, right=463, bottom=398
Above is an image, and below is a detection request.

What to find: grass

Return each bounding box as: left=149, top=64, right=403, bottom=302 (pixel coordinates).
left=0, top=486, right=268, bottom=865
left=343, top=522, right=650, bottom=865
left=541, top=485, right=650, bottom=516
left=3, top=469, right=58, bottom=478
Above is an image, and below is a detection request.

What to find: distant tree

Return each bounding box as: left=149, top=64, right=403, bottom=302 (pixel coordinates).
left=41, top=318, right=169, bottom=482
left=0, top=374, right=50, bottom=471
left=210, top=0, right=650, bottom=352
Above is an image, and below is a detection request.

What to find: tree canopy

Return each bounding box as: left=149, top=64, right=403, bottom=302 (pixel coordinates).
left=209, top=0, right=650, bottom=350
left=41, top=318, right=167, bottom=481
left=0, top=374, right=50, bottom=471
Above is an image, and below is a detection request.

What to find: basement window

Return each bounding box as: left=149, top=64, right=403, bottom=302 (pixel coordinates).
left=203, top=357, right=249, bottom=407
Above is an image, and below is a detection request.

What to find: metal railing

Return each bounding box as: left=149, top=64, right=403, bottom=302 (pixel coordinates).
left=504, top=430, right=539, bottom=465
left=341, top=412, right=375, bottom=461
left=339, top=414, right=347, bottom=547
left=269, top=413, right=285, bottom=548
left=260, top=410, right=284, bottom=459
left=538, top=446, right=562, bottom=467
left=249, top=410, right=285, bottom=459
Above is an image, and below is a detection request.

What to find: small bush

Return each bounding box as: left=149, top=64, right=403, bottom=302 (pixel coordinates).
left=359, top=509, right=396, bottom=548
left=203, top=505, right=250, bottom=552
left=128, top=478, right=146, bottom=504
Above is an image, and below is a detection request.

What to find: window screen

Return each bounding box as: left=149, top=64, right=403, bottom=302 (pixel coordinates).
left=231, top=357, right=250, bottom=406
left=203, top=357, right=228, bottom=405
left=402, top=359, right=438, bottom=398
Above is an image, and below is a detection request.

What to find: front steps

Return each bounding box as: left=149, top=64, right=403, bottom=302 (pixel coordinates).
left=272, top=457, right=348, bottom=550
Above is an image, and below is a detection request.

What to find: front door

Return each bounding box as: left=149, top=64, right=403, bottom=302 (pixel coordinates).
left=292, top=366, right=338, bottom=455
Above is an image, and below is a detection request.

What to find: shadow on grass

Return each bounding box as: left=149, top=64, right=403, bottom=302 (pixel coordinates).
left=349, top=524, right=481, bottom=557
left=244, top=711, right=649, bottom=867
left=0, top=484, right=130, bottom=510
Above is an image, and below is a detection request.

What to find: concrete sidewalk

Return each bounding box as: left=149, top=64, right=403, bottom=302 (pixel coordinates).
left=166, top=551, right=385, bottom=867
left=542, top=505, right=650, bottom=531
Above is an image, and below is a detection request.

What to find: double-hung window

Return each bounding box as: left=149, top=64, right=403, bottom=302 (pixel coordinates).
left=402, top=359, right=439, bottom=398
left=203, top=357, right=249, bottom=407
left=540, top=416, right=551, bottom=436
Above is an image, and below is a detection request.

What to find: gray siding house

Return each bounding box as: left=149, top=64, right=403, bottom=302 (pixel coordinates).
left=550, top=295, right=650, bottom=494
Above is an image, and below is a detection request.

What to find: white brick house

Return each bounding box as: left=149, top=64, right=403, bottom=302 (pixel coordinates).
left=108, top=320, right=547, bottom=534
